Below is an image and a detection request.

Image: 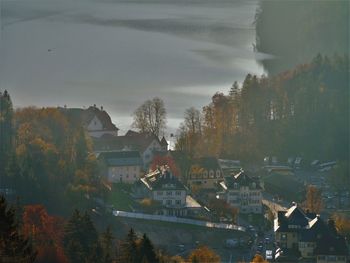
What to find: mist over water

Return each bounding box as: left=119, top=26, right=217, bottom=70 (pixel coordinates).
left=0, top=0, right=266, bottom=134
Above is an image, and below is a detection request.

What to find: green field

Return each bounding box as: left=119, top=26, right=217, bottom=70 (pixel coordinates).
left=106, top=183, right=136, bottom=211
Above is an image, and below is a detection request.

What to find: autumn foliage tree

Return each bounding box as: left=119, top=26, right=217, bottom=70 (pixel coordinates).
left=22, top=205, right=67, bottom=263
left=251, top=254, right=268, bottom=263
left=187, top=246, right=220, bottom=263
left=0, top=195, right=37, bottom=263
left=208, top=198, right=239, bottom=224
left=10, top=107, right=101, bottom=213
left=132, top=97, right=167, bottom=138
left=175, top=54, right=349, bottom=164
left=303, top=185, right=323, bottom=214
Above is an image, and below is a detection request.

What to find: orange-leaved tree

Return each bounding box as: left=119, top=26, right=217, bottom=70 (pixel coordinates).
left=23, top=205, right=68, bottom=263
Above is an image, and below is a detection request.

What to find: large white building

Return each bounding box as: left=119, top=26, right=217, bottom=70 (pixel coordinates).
left=61, top=105, right=119, bottom=138
left=93, top=130, right=168, bottom=170
left=219, top=170, right=263, bottom=214
left=98, top=151, right=142, bottom=183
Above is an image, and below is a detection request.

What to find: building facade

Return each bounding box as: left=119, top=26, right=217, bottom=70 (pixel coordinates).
left=274, top=203, right=349, bottom=262
left=98, top=151, right=142, bottom=183
left=219, top=170, right=263, bottom=214
left=188, top=157, right=223, bottom=190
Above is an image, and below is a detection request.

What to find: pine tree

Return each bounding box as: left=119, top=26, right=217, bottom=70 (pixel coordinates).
left=119, top=228, right=138, bottom=263
left=0, top=195, right=37, bottom=263
left=0, top=90, right=14, bottom=184
left=138, top=234, right=158, bottom=263
left=100, top=226, right=115, bottom=263
left=63, top=210, right=102, bottom=263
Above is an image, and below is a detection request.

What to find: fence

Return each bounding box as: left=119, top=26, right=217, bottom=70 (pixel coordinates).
left=113, top=210, right=245, bottom=232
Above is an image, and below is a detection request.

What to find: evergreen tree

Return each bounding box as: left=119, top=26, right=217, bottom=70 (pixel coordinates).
left=100, top=226, right=115, bottom=263
left=0, top=195, right=37, bottom=263
left=63, top=210, right=102, bottom=263
left=0, top=90, right=14, bottom=185
left=119, top=228, right=138, bottom=263
left=138, top=234, right=158, bottom=263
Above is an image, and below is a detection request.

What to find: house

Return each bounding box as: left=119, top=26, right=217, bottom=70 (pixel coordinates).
left=93, top=130, right=167, bottom=170
left=98, top=151, right=142, bottom=183
left=219, top=170, right=263, bottom=214
left=61, top=105, right=119, bottom=138
left=137, top=167, right=201, bottom=216
left=274, top=203, right=349, bottom=262
left=218, top=159, right=242, bottom=177
left=187, top=157, right=223, bottom=190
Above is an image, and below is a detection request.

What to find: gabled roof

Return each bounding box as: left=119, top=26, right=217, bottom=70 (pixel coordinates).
left=61, top=106, right=119, bottom=131
left=141, top=168, right=186, bottom=191
left=285, top=204, right=309, bottom=226
left=300, top=216, right=329, bottom=242
left=160, top=136, right=168, bottom=146
left=98, top=151, right=142, bottom=167
left=191, top=157, right=221, bottom=171
left=93, top=130, right=162, bottom=153
left=223, top=170, right=262, bottom=190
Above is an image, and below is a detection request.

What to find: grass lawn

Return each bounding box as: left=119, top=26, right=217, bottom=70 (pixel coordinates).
left=106, top=183, right=136, bottom=211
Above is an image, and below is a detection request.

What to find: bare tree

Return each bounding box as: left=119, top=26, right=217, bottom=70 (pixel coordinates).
left=132, top=97, right=166, bottom=137
left=184, top=107, right=202, bottom=135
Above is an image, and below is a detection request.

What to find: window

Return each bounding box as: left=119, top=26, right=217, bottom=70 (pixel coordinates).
left=175, top=191, right=181, bottom=196
left=157, top=191, right=163, bottom=196
left=209, top=171, right=214, bottom=178
left=216, top=170, right=221, bottom=178
left=327, top=256, right=336, bottom=261
left=175, top=200, right=181, bottom=205
left=166, top=191, right=172, bottom=196
left=166, top=200, right=172, bottom=205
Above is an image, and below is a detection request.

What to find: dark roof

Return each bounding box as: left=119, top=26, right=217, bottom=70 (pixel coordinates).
left=192, top=157, right=220, bottom=171
left=300, top=216, right=329, bottom=242
left=61, top=106, right=119, bottom=131
left=160, top=136, right=168, bottom=146
left=223, top=170, right=262, bottom=190
left=142, top=169, right=186, bottom=191
left=98, top=151, right=142, bottom=167
left=93, top=131, right=162, bottom=153
left=314, top=234, right=349, bottom=256
left=275, top=204, right=309, bottom=232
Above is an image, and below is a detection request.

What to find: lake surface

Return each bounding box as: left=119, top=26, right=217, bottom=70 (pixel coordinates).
left=0, top=0, right=266, bottom=134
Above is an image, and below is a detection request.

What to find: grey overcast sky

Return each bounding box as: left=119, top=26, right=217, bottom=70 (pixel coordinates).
left=0, top=0, right=267, bottom=134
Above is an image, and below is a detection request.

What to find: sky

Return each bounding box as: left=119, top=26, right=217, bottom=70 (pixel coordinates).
left=0, top=0, right=268, bottom=135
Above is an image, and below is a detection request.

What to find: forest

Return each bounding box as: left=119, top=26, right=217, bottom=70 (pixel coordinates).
left=255, top=0, right=349, bottom=74
left=175, top=54, right=349, bottom=166
left=0, top=92, right=104, bottom=215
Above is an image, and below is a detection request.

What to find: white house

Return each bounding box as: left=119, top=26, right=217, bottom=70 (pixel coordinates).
left=93, top=130, right=168, bottom=170
left=98, top=151, right=142, bottom=183
left=139, top=167, right=201, bottom=216
left=219, top=170, right=263, bottom=214
left=61, top=105, right=119, bottom=138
